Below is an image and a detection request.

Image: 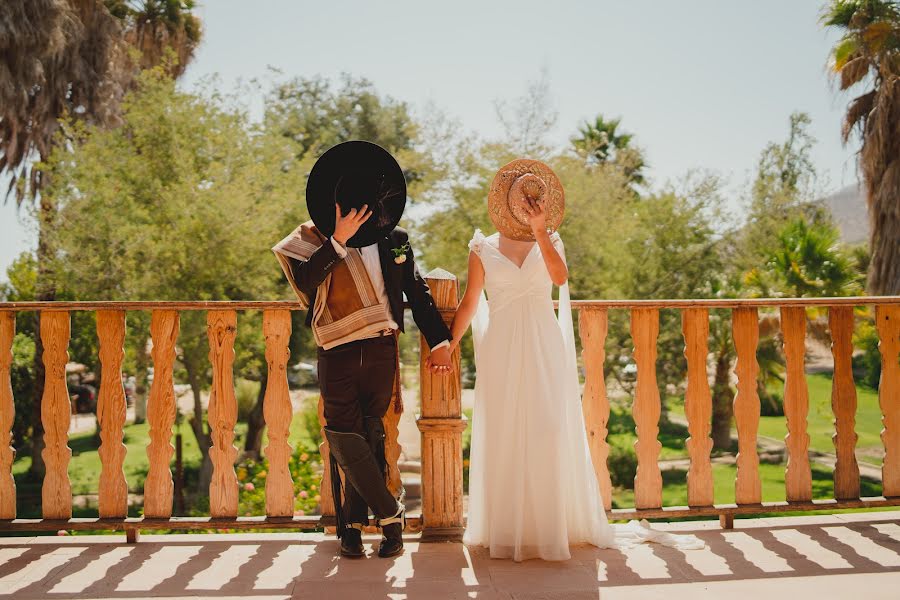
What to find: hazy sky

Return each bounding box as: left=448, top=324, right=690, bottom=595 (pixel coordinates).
left=0, top=0, right=862, bottom=282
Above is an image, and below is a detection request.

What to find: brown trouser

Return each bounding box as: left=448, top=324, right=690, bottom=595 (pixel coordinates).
left=317, top=334, right=397, bottom=524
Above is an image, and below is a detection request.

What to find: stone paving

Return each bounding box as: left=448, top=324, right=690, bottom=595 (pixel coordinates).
left=1, top=512, right=899, bottom=599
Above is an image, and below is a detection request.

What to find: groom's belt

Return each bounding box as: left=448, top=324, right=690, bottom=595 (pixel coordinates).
left=358, top=327, right=397, bottom=340
left=317, top=328, right=397, bottom=351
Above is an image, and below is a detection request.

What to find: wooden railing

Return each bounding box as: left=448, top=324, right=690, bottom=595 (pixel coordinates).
left=575, top=297, right=900, bottom=528
left=0, top=271, right=464, bottom=542
left=0, top=278, right=898, bottom=541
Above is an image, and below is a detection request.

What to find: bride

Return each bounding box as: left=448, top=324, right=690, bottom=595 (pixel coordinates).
left=443, top=159, right=702, bottom=561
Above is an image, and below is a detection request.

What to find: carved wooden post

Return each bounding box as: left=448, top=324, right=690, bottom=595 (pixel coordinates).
left=207, top=310, right=239, bottom=518
left=579, top=308, right=612, bottom=510
left=631, top=308, right=662, bottom=510
left=683, top=308, right=714, bottom=507
left=877, top=305, right=900, bottom=497
left=781, top=306, right=811, bottom=502
left=144, top=310, right=179, bottom=518
left=0, top=312, right=15, bottom=519
left=733, top=307, right=762, bottom=504
left=41, top=311, right=72, bottom=519
left=830, top=306, right=860, bottom=500
left=263, top=310, right=294, bottom=517
left=96, top=310, right=129, bottom=518
left=417, top=269, right=466, bottom=541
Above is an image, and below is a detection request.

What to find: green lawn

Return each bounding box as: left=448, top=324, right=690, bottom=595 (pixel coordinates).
left=669, top=373, right=885, bottom=463
left=757, top=373, right=884, bottom=463
left=611, top=462, right=884, bottom=509
left=608, top=405, right=688, bottom=460
left=12, top=400, right=321, bottom=518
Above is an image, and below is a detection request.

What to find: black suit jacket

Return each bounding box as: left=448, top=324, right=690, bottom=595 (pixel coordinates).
left=287, top=227, right=452, bottom=349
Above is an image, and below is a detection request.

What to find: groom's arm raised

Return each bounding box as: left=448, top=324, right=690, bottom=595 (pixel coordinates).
left=289, top=203, right=372, bottom=297
left=288, top=239, right=344, bottom=297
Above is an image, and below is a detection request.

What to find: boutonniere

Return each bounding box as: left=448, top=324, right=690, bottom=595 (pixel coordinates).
left=391, top=242, right=410, bottom=264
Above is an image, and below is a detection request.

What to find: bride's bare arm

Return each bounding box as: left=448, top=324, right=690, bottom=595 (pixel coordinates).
left=525, top=200, right=568, bottom=286
left=448, top=251, right=486, bottom=352
left=533, top=229, right=567, bottom=286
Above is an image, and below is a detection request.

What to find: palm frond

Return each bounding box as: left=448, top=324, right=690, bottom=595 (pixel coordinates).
left=832, top=37, right=860, bottom=70
left=863, top=19, right=895, bottom=47
left=841, top=54, right=872, bottom=88
left=842, top=89, right=877, bottom=141
left=822, top=0, right=861, bottom=27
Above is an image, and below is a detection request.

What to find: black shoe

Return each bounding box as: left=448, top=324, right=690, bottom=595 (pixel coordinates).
left=340, top=527, right=365, bottom=558
left=378, top=522, right=404, bottom=558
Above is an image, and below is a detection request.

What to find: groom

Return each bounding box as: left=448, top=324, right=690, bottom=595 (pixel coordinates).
left=273, top=141, right=452, bottom=558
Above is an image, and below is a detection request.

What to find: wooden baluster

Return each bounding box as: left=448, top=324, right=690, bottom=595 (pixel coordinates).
left=683, top=308, right=714, bottom=507
left=781, top=307, right=812, bottom=502
left=732, top=307, right=762, bottom=504
left=40, top=311, right=72, bottom=519
left=830, top=306, right=860, bottom=500
left=877, top=305, right=900, bottom=497
left=631, top=308, right=662, bottom=510
left=579, top=308, right=612, bottom=511
left=263, top=310, right=294, bottom=517
left=96, top=311, right=128, bottom=517
left=144, top=310, right=179, bottom=518
left=417, top=269, right=466, bottom=540
left=0, top=312, right=15, bottom=519
left=207, top=310, right=239, bottom=518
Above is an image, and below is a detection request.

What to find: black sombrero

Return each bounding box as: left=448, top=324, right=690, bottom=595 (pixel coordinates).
left=306, top=140, right=407, bottom=248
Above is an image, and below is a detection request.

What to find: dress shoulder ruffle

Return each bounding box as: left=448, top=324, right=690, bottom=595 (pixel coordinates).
left=468, top=229, right=487, bottom=255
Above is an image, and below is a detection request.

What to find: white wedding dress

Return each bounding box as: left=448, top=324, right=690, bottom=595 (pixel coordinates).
left=463, top=229, right=703, bottom=561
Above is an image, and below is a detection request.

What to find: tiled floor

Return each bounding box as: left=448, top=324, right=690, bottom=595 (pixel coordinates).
left=1, top=513, right=899, bottom=599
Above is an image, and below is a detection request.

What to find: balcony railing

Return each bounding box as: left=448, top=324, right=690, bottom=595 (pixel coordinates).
left=0, top=271, right=898, bottom=542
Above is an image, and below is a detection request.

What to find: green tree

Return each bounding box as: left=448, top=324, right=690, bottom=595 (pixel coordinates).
left=823, top=0, right=900, bottom=295
left=494, top=70, right=558, bottom=158
left=745, top=217, right=862, bottom=298
left=740, top=112, right=825, bottom=268
left=262, top=74, right=442, bottom=200
left=45, top=69, right=305, bottom=490
left=603, top=175, right=724, bottom=410
left=707, top=113, right=825, bottom=446
left=572, top=115, right=646, bottom=185
left=1, top=0, right=201, bottom=478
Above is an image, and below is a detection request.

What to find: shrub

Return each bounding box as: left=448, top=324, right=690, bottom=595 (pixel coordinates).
left=607, top=440, right=638, bottom=489
left=236, top=442, right=323, bottom=517
left=11, top=333, right=36, bottom=450
left=759, top=389, right=785, bottom=417
left=235, top=378, right=260, bottom=422
left=853, top=318, right=882, bottom=390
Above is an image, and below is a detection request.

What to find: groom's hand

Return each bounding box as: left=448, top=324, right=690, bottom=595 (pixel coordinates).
left=427, top=346, right=452, bottom=375
left=333, top=203, right=372, bottom=245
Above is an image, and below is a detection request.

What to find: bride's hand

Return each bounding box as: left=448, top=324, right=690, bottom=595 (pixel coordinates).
left=427, top=346, right=453, bottom=375
left=524, top=198, right=547, bottom=234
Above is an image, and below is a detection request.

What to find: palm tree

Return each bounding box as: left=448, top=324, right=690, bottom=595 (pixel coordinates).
left=572, top=114, right=646, bottom=185
left=823, top=0, right=900, bottom=295
left=0, top=0, right=130, bottom=203
left=105, top=1, right=202, bottom=79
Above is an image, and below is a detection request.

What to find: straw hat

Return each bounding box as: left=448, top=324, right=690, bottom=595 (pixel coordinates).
left=488, top=159, right=564, bottom=241
left=306, top=140, right=407, bottom=247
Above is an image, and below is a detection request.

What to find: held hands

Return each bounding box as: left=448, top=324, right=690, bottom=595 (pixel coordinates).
left=523, top=197, right=547, bottom=235
left=426, top=346, right=453, bottom=375
left=332, top=203, right=373, bottom=245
